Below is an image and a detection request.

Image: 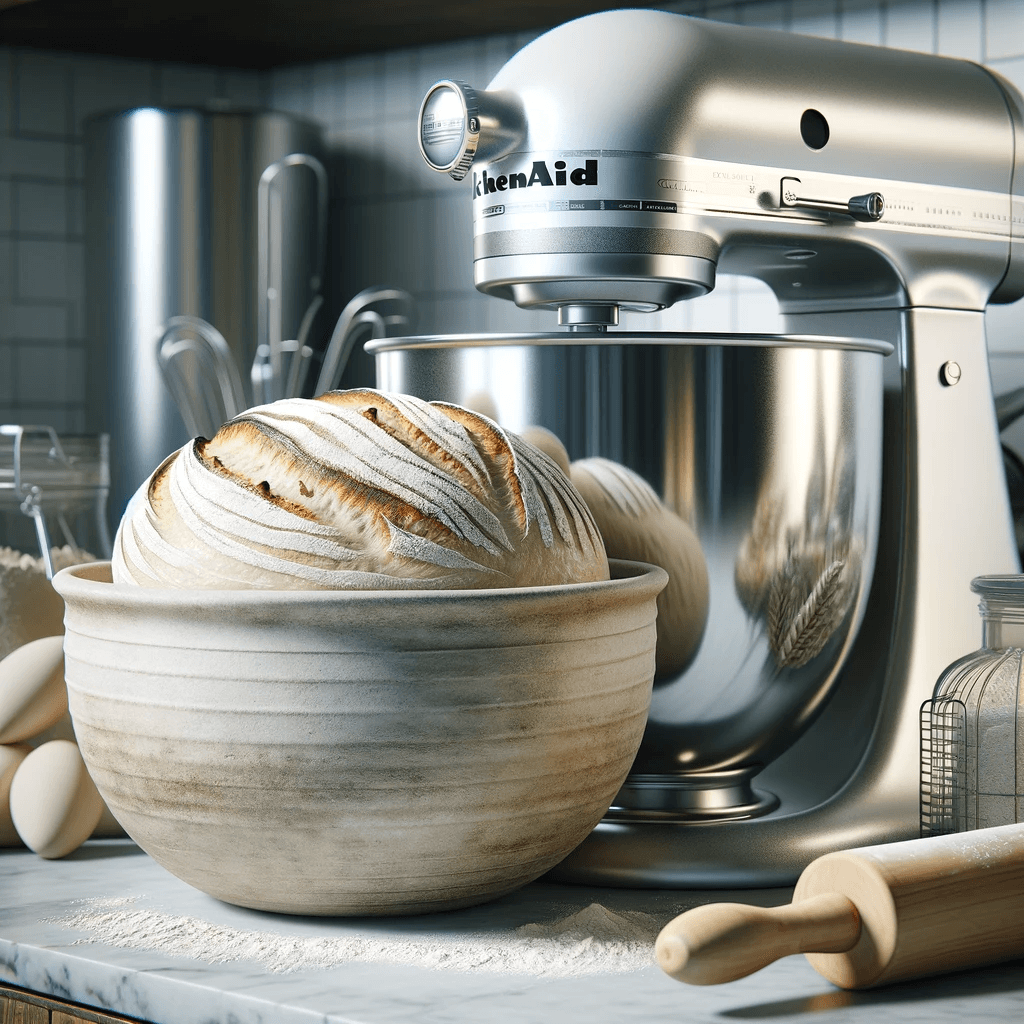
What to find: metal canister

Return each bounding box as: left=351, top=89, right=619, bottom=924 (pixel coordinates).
left=84, top=107, right=326, bottom=523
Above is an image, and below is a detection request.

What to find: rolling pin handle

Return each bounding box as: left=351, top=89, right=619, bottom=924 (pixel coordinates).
left=656, top=893, right=861, bottom=986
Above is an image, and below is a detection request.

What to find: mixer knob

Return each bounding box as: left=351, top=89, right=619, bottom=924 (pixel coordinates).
left=847, top=192, right=885, bottom=221
left=418, top=80, right=481, bottom=181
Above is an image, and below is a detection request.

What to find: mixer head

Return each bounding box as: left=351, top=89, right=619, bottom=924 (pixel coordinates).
left=418, top=9, right=1024, bottom=328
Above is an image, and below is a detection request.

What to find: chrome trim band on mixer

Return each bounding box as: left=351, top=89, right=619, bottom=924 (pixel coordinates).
left=474, top=227, right=723, bottom=260
left=367, top=332, right=895, bottom=356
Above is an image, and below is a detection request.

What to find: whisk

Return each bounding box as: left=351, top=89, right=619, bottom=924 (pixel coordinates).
left=156, top=287, right=414, bottom=440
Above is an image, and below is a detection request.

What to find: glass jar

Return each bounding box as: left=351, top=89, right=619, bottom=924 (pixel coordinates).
left=921, top=576, right=1024, bottom=836
left=0, top=425, right=111, bottom=659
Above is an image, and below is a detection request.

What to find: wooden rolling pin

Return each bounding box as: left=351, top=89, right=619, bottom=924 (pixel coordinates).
left=656, top=822, right=1024, bottom=990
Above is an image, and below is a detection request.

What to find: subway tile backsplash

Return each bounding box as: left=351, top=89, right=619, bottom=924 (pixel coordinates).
left=2, top=0, right=1024, bottom=438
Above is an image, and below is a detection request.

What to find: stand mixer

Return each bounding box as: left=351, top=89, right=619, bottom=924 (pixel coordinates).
left=369, top=9, right=1024, bottom=886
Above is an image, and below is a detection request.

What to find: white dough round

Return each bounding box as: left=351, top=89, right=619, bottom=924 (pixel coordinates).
left=10, top=739, right=104, bottom=859
left=570, top=457, right=710, bottom=678
left=518, top=425, right=571, bottom=477
left=0, top=743, right=32, bottom=846
left=0, top=635, right=68, bottom=744
left=113, top=389, right=608, bottom=591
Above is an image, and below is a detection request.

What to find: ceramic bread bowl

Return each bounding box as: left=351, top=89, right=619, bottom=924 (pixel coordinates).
left=52, top=557, right=666, bottom=916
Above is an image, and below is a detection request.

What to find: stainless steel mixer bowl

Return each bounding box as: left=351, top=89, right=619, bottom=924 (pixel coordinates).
left=370, top=332, right=891, bottom=819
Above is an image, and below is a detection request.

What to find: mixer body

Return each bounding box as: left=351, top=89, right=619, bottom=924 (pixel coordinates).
left=395, top=9, right=1024, bottom=884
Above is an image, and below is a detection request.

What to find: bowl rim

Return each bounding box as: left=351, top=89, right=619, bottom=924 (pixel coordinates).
left=366, top=331, right=895, bottom=357
left=52, top=557, right=668, bottom=609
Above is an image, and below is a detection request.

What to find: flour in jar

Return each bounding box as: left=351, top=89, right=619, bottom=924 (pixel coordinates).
left=0, top=547, right=96, bottom=660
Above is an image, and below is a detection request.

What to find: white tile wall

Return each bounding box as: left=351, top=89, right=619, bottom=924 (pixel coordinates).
left=0, top=340, right=11, bottom=405
left=0, top=178, right=10, bottom=234
left=0, top=48, right=11, bottom=136
left=985, top=0, right=1024, bottom=61
left=739, top=1, right=790, bottom=28
left=15, top=51, right=71, bottom=137
left=840, top=0, right=885, bottom=46
left=4, top=0, right=1024, bottom=434
left=14, top=180, right=66, bottom=235
left=0, top=47, right=261, bottom=432
left=0, top=302, right=67, bottom=339
left=156, top=64, right=220, bottom=108
left=885, top=0, right=937, bottom=53
left=70, top=55, right=155, bottom=135
left=937, top=0, right=983, bottom=60
left=791, top=0, right=841, bottom=39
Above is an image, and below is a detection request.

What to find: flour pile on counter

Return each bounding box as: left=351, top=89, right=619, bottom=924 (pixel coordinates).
left=50, top=899, right=659, bottom=977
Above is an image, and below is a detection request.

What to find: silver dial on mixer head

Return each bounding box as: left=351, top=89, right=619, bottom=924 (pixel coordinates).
left=418, top=80, right=480, bottom=181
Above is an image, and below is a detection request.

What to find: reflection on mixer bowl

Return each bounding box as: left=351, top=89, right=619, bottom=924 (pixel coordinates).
left=373, top=334, right=886, bottom=819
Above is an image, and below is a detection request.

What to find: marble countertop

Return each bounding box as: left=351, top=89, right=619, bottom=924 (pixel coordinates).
left=1, top=839, right=1023, bottom=1024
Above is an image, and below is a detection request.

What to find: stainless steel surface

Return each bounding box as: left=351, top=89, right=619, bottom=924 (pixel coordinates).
left=376, top=330, right=887, bottom=831
left=418, top=79, right=524, bottom=180
left=940, top=360, right=962, bottom=387
left=546, top=306, right=1019, bottom=885
left=779, top=178, right=885, bottom=222
left=402, top=9, right=1024, bottom=885
left=315, top=286, right=415, bottom=396
left=419, top=80, right=480, bottom=180
left=417, top=10, right=1024, bottom=318
left=371, top=332, right=893, bottom=355
left=84, top=107, right=325, bottom=522
left=156, top=315, right=247, bottom=440
left=256, top=152, right=328, bottom=401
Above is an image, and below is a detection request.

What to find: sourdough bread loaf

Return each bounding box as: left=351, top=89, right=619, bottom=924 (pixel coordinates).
left=112, top=390, right=608, bottom=590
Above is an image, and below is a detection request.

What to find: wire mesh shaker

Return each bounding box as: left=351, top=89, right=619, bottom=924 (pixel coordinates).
left=921, top=576, right=1024, bottom=836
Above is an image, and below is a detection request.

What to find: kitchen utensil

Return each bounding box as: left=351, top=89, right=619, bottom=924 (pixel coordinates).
left=156, top=315, right=247, bottom=440
left=0, top=425, right=111, bottom=578
left=314, top=286, right=414, bottom=396
left=157, top=286, right=413, bottom=440
left=394, top=8, right=1024, bottom=885
left=921, top=575, right=1024, bottom=836
left=655, top=822, right=1024, bottom=989
left=85, top=108, right=326, bottom=523
left=256, top=152, right=328, bottom=404
left=52, top=558, right=666, bottom=916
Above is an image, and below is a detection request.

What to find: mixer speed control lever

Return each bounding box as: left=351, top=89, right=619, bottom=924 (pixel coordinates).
left=781, top=177, right=885, bottom=222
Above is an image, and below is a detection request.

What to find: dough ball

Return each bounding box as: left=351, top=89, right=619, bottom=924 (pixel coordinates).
left=113, top=389, right=608, bottom=591
left=518, top=426, right=571, bottom=477
left=570, top=457, right=709, bottom=678
left=462, top=390, right=499, bottom=424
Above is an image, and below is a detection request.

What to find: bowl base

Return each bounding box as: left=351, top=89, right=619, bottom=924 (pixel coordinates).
left=604, top=767, right=780, bottom=823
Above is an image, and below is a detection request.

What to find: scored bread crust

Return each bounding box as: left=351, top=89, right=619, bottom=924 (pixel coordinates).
left=112, top=389, right=608, bottom=590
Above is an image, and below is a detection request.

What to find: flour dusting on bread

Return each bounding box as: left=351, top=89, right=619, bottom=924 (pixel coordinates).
left=113, top=390, right=608, bottom=590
